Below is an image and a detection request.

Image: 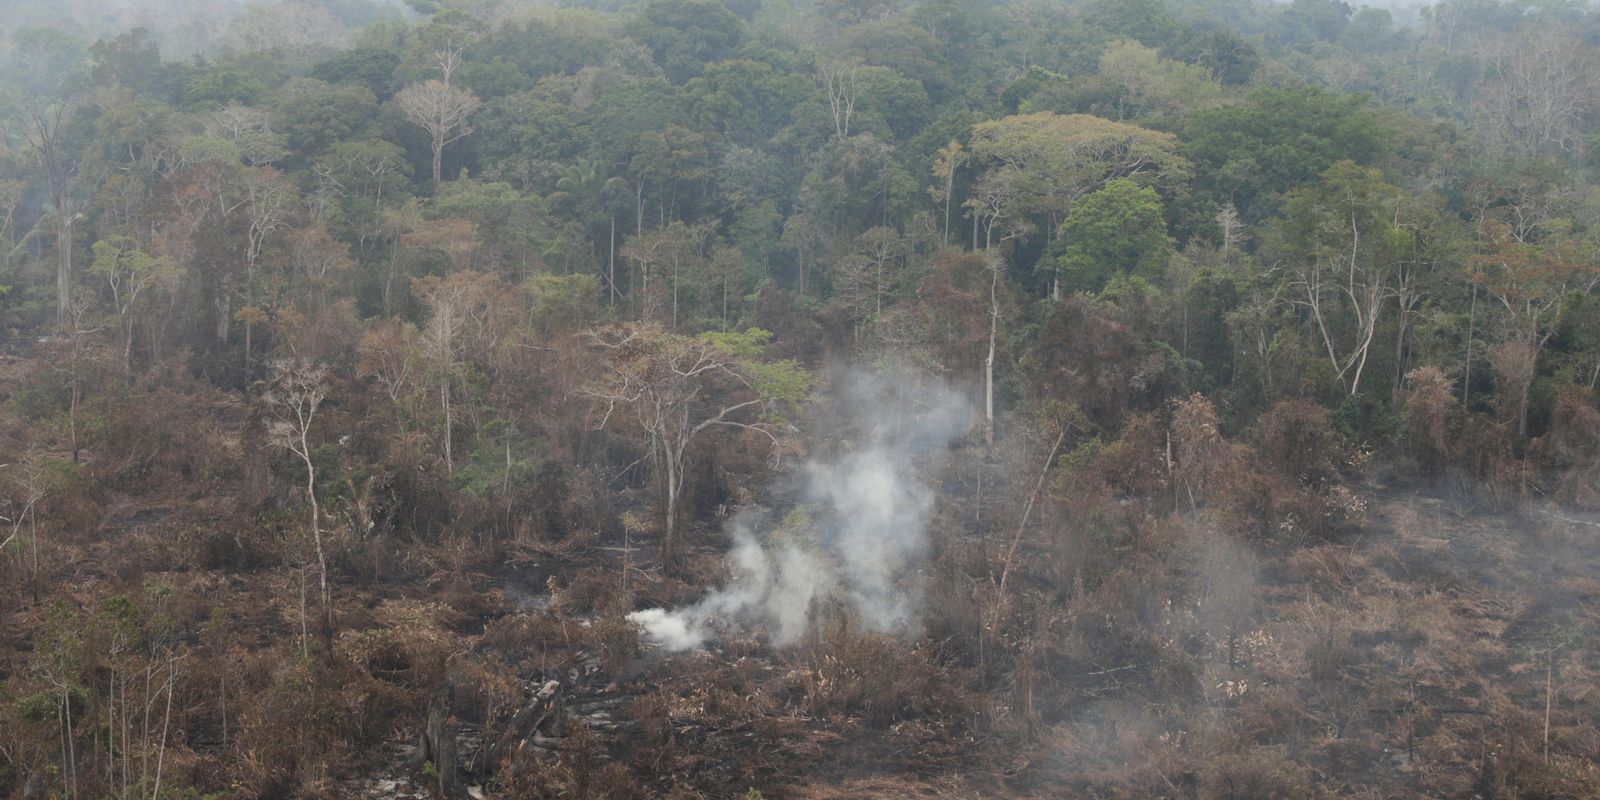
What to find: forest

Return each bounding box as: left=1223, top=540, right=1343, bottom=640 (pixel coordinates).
left=4, top=0, right=1600, bottom=796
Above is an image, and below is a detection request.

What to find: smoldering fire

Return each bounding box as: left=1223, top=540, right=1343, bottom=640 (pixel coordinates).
left=629, top=374, right=969, bottom=651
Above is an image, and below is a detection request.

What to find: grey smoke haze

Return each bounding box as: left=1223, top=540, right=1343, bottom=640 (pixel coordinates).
left=629, top=372, right=971, bottom=652
left=2, top=0, right=414, bottom=60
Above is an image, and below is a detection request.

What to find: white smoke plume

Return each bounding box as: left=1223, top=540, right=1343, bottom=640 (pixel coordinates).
left=629, top=373, right=970, bottom=651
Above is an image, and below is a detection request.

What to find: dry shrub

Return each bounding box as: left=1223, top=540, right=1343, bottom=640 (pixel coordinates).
left=363, top=430, right=455, bottom=540
left=1048, top=566, right=1202, bottom=710
left=479, top=611, right=561, bottom=663
left=503, top=720, right=643, bottom=799
left=1171, top=394, right=1252, bottom=513
left=1025, top=297, right=1187, bottom=430
left=1470, top=705, right=1600, bottom=800
left=1401, top=366, right=1458, bottom=478
left=1484, top=446, right=1536, bottom=508
left=590, top=612, right=643, bottom=673
left=1173, top=521, right=1261, bottom=668
left=1089, top=411, right=1168, bottom=501
left=358, top=598, right=462, bottom=688
left=1020, top=705, right=1195, bottom=797
left=1535, top=385, right=1600, bottom=507
left=1230, top=685, right=1307, bottom=747
left=230, top=654, right=363, bottom=798
left=90, top=377, right=243, bottom=491
left=787, top=776, right=990, bottom=799
left=1273, top=484, right=1367, bottom=541
left=1198, top=745, right=1314, bottom=799
left=614, top=647, right=830, bottom=787
left=1256, top=398, right=1339, bottom=487
left=793, top=632, right=972, bottom=729
left=446, top=654, right=524, bottom=741
left=1277, top=542, right=1358, bottom=589
left=1489, top=340, right=1538, bottom=432
left=553, top=565, right=631, bottom=615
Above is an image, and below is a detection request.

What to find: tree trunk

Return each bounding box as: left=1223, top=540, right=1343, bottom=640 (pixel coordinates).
left=985, top=260, right=999, bottom=447
left=415, top=690, right=465, bottom=799
left=69, top=380, right=79, bottom=464
left=1393, top=311, right=1410, bottom=400
left=56, top=200, right=72, bottom=323
left=1519, top=369, right=1533, bottom=438
left=301, top=434, right=334, bottom=664
left=943, top=171, right=954, bottom=246
left=441, top=376, right=453, bottom=475
left=662, top=450, right=679, bottom=565
left=215, top=293, right=230, bottom=343
left=1464, top=286, right=1477, bottom=405
left=431, top=133, right=444, bottom=184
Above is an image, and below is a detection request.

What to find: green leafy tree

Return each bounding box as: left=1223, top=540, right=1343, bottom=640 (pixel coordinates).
left=1058, top=178, right=1172, bottom=293
left=626, top=0, right=745, bottom=82
left=1261, top=161, right=1405, bottom=397
left=1181, top=87, right=1387, bottom=222
left=309, top=46, right=401, bottom=99
left=89, top=235, right=177, bottom=366
left=272, top=78, right=379, bottom=165
left=553, top=158, right=628, bottom=301
left=968, top=112, right=1187, bottom=292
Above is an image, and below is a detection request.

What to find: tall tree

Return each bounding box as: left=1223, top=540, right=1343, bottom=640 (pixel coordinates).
left=1473, top=222, right=1600, bottom=435
left=1056, top=177, right=1172, bottom=293
left=1263, top=161, right=1403, bottom=397
left=397, top=79, right=482, bottom=183
left=969, top=112, right=1187, bottom=294
left=23, top=103, right=86, bottom=324
left=89, top=235, right=177, bottom=368
left=262, top=359, right=334, bottom=662
left=582, top=325, right=806, bottom=563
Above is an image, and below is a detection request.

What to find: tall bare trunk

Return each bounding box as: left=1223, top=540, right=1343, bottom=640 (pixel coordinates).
left=661, top=446, right=679, bottom=565
left=441, top=377, right=453, bottom=475
left=985, top=260, right=999, bottom=446
left=56, top=202, right=72, bottom=323
left=1464, top=286, right=1477, bottom=405
left=301, top=430, right=333, bottom=663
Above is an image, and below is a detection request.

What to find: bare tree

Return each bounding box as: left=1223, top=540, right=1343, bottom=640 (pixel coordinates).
left=1476, top=30, right=1594, bottom=161
left=263, top=359, right=334, bottom=661
left=0, top=179, right=24, bottom=271
left=1274, top=165, right=1400, bottom=397
left=1473, top=223, right=1600, bottom=435
left=984, top=252, right=1003, bottom=446
left=928, top=141, right=967, bottom=247
left=237, top=168, right=297, bottom=371
left=582, top=324, right=802, bottom=563
left=1, top=457, right=51, bottom=604
left=413, top=271, right=505, bottom=475
left=816, top=57, right=861, bottom=141
left=834, top=226, right=908, bottom=319
left=203, top=104, right=286, bottom=166
left=397, top=80, right=482, bottom=183
left=23, top=104, right=83, bottom=324
left=56, top=295, right=107, bottom=463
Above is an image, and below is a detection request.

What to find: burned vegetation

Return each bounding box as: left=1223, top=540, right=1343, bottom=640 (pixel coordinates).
left=8, top=0, right=1600, bottom=797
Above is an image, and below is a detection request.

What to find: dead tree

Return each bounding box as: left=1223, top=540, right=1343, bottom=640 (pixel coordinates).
left=262, top=359, right=334, bottom=661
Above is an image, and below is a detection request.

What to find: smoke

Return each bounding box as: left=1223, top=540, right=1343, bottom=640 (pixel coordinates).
left=629, top=372, right=970, bottom=651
